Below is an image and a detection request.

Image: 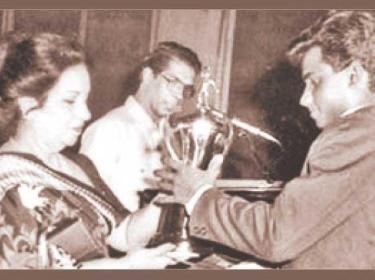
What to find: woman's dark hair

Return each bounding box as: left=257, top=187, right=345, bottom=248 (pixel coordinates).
left=0, top=32, right=87, bottom=143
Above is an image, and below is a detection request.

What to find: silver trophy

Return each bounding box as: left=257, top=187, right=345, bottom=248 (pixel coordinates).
left=162, top=67, right=280, bottom=170
left=152, top=68, right=281, bottom=262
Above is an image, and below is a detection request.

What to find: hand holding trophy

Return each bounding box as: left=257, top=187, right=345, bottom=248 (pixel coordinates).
left=152, top=67, right=280, bottom=264
left=150, top=67, right=233, bottom=260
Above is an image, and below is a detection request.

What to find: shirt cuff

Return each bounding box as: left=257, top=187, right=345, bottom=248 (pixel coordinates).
left=185, top=184, right=213, bottom=215
left=107, top=215, right=131, bottom=251
left=122, top=215, right=132, bottom=246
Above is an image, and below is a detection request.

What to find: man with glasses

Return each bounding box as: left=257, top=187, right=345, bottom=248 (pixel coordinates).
left=80, top=41, right=201, bottom=211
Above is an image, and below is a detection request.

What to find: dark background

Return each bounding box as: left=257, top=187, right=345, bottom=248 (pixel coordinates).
left=225, top=10, right=325, bottom=180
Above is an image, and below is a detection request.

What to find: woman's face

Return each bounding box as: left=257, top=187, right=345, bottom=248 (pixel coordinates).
left=28, top=63, right=91, bottom=150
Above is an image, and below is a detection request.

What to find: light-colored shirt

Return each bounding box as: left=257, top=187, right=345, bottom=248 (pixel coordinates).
left=80, top=96, right=163, bottom=211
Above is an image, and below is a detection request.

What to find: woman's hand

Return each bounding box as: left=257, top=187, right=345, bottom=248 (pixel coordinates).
left=125, top=203, right=161, bottom=249
left=107, top=203, right=161, bottom=251
left=124, top=243, right=177, bottom=269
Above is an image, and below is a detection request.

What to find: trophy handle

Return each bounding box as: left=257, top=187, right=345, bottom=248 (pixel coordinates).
left=161, top=118, right=179, bottom=162
left=210, top=119, right=234, bottom=164
left=180, top=127, right=191, bottom=165
left=161, top=118, right=191, bottom=163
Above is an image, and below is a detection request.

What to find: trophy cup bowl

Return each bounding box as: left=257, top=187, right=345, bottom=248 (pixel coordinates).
left=162, top=111, right=234, bottom=170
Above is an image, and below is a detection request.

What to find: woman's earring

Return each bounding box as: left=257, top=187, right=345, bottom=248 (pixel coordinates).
left=18, top=96, right=39, bottom=120
left=23, top=107, right=38, bottom=119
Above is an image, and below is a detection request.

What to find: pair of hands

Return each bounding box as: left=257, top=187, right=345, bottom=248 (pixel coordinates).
left=115, top=202, right=201, bottom=269
left=117, top=241, right=200, bottom=269
left=153, top=155, right=224, bottom=205
left=106, top=204, right=193, bottom=269
left=125, top=155, right=223, bottom=247
left=122, top=243, right=178, bottom=269
left=81, top=243, right=180, bottom=269
left=111, top=156, right=224, bottom=269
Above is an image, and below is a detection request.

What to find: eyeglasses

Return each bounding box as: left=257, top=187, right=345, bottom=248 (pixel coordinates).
left=160, top=74, right=195, bottom=99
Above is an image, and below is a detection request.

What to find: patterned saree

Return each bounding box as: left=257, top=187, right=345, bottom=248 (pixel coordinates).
left=0, top=152, right=128, bottom=269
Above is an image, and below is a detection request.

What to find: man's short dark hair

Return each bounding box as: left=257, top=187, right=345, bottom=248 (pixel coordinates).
left=287, top=10, right=375, bottom=91
left=143, top=41, right=201, bottom=76
left=126, top=41, right=201, bottom=95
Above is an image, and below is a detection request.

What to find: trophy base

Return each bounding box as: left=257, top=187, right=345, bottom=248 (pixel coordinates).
left=168, top=240, right=200, bottom=261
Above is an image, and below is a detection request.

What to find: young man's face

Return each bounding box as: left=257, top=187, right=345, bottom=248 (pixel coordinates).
left=300, top=46, right=354, bottom=128
left=144, top=59, right=196, bottom=119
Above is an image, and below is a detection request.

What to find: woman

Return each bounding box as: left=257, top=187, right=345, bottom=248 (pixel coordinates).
left=0, top=32, right=178, bottom=269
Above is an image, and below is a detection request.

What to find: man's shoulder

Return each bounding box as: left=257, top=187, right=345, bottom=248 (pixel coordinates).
left=347, top=105, right=375, bottom=130
left=100, top=105, right=133, bottom=122
left=308, top=106, right=375, bottom=171
left=336, top=106, right=375, bottom=140
left=87, top=105, right=136, bottom=130
left=80, top=106, right=139, bottom=154
left=319, top=106, right=375, bottom=140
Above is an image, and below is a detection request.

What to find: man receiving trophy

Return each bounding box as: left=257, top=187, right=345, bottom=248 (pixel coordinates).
left=156, top=11, right=375, bottom=269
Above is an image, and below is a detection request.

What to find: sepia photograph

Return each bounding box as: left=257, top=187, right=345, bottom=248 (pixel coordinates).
left=0, top=6, right=374, bottom=272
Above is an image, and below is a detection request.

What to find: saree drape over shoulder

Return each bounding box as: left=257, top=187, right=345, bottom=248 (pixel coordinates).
left=0, top=152, right=129, bottom=269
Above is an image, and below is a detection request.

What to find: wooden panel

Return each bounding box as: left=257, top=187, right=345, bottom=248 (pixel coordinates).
left=14, top=10, right=81, bottom=37
left=214, top=10, right=236, bottom=112
left=1, top=10, right=11, bottom=33
left=84, top=10, right=152, bottom=121
left=152, top=10, right=223, bottom=71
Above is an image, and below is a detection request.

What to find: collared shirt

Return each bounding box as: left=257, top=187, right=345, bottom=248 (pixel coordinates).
left=80, top=96, right=163, bottom=211
left=341, top=104, right=369, bottom=117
